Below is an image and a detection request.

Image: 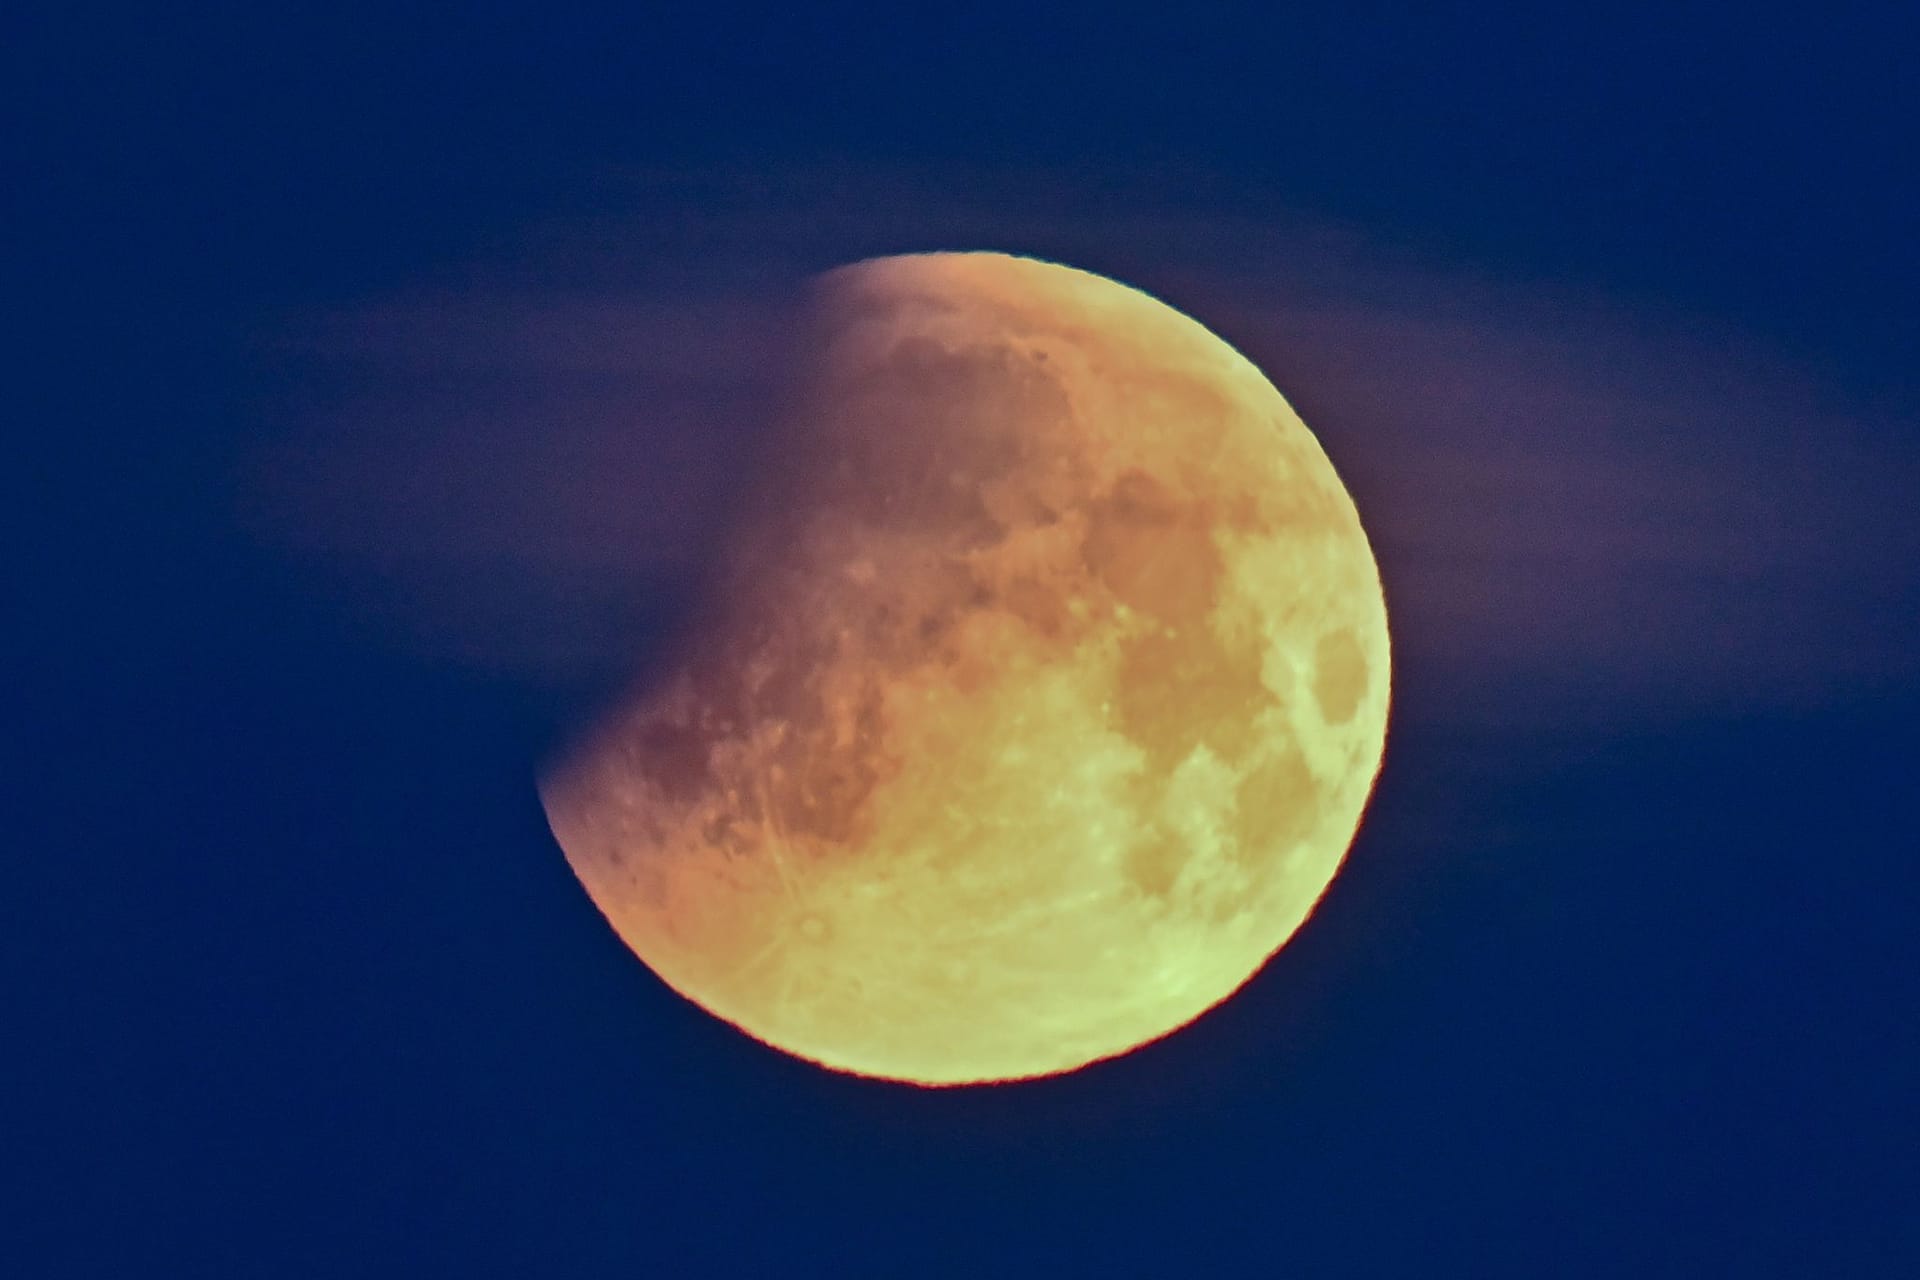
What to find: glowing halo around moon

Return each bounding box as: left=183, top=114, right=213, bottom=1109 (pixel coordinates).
left=539, top=251, right=1390, bottom=1086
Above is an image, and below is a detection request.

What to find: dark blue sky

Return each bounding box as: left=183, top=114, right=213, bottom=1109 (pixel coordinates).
left=15, top=4, right=1918, bottom=1275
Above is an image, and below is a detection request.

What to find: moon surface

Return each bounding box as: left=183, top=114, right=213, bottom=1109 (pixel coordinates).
left=540, top=251, right=1390, bottom=1085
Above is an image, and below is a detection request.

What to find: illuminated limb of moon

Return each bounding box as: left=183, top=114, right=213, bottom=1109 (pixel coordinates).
left=541, top=252, right=1390, bottom=1085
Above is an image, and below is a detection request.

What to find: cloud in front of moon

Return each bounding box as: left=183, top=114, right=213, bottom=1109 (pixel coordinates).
left=537, top=252, right=1391, bottom=1085
left=239, top=175, right=1920, bottom=743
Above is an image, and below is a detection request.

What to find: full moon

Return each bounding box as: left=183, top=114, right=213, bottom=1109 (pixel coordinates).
left=540, top=252, right=1390, bottom=1085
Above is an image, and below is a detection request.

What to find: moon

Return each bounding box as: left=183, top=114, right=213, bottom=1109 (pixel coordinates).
left=540, top=251, right=1390, bottom=1086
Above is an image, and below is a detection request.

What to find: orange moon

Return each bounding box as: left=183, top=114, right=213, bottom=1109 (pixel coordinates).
left=540, top=252, right=1390, bottom=1085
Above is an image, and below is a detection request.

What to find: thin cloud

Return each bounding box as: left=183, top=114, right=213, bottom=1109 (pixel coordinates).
left=236, top=167, right=1919, bottom=735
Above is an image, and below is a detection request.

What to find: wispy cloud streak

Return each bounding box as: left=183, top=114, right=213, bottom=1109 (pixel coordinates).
left=237, top=168, right=1918, bottom=734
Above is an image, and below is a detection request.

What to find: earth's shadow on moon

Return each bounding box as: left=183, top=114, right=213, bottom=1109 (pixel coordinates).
left=522, top=302, right=823, bottom=775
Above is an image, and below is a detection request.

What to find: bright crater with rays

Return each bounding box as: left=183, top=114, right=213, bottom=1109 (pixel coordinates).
left=541, top=251, right=1390, bottom=1085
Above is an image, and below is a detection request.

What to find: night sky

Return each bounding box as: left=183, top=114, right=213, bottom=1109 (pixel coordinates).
left=15, top=4, right=1919, bottom=1275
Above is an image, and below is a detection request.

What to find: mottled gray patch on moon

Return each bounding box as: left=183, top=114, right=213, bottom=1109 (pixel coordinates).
left=1123, top=824, right=1189, bottom=899
left=1234, top=734, right=1321, bottom=868
left=1311, top=626, right=1368, bottom=727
